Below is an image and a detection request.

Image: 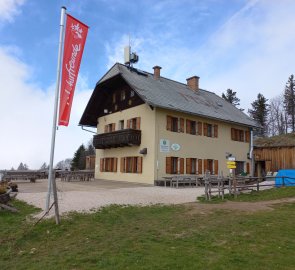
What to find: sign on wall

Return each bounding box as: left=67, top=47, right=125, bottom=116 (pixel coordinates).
left=171, top=143, right=181, bottom=151
left=160, top=139, right=170, bottom=152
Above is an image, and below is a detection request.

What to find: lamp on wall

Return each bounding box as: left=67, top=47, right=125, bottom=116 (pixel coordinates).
left=139, top=148, right=147, bottom=155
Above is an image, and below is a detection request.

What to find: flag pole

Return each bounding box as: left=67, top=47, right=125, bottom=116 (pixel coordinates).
left=46, top=6, right=66, bottom=224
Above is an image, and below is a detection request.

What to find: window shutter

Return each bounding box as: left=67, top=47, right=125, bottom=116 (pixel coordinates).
left=136, top=117, right=141, bottom=130
left=113, top=158, right=118, bottom=172
left=204, top=123, right=208, bottom=137
left=198, top=122, right=202, bottom=135
left=186, top=158, right=191, bottom=174
left=186, top=120, right=191, bottom=134
left=240, top=130, right=244, bottom=142
left=100, top=158, right=104, bottom=172
left=235, top=129, right=239, bottom=141
left=179, top=158, right=184, bottom=174
left=246, top=162, right=250, bottom=174
left=166, top=157, right=172, bottom=174
left=180, top=118, right=184, bottom=133
left=112, top=123, right=116, bottom=132
left=198, top=159, right=202, bottom=175
left=204, top=159, right=208, bottom=173
left=166, top=116, right=172, bottom=131
left=120, top=157, right=125, bottom=173
left=214, top=160, right=219, bottom=175
left=214, top=125, right=218, bottom=138
left=127, top=119, right=131, bottom=129
left=137, top=157, right=143, bottom=173
left=245, top=131, right=250, bottom=142
left=231, top=128, right=235, bottom=140
left=104, top=125, right=108, bottom=133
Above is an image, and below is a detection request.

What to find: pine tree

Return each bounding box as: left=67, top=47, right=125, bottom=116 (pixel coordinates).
left=71, top=144, right=86, bottom=170
left=248, top=93, right=269, bottom=137
left=283, top=74, right=295, bottom=132
left=17, top=162, right=25, bottom=170
left=86, top=140, right=95, bottom=156
left=222, top=89, right=241, bottom=107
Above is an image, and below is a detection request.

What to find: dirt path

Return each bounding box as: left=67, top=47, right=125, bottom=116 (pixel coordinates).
left=187, top=197, right=295, bottom=214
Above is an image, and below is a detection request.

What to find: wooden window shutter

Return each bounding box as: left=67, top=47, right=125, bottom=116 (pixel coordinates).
left=166, top=157, right=172, bottom=174
left=186, top=158, right=191, bottom=174
left=203, top=123, right=208, bottom=137
left=180, top=118, right=184, bottom=133
left=166, top=116, right=172, bottom=131
left=127, top=119, right=131, bottom=129
left=198, top=122, right=202, bottom=135
left=112, top=123, right=116, bottom=132
left=120, top=157, right=125, bottom=173
left=137, top=157, right=143, bottom=173
left=100, top=158, right=104, bottom=172
left=186, top=120, right=191, bottom=134
left=198, top=159, right=202, bottom=175
left=240, top=130, right=244, bottom=142
left=214, top=125, right=218, bottom=138
left=245, top=131, right=250, bottom=142
left=136, top=117, right=141, bottom=130
left=214, top=160, right=219, bottom=175
left=104, top=125, right=108, bottom=133
left=204, top=159, right=208, bottom=173
left=231, top=128, right=235, bottom=140
left=113, top=158, right=118, bottom=172
left=246, top=162, right=250, bottom=174
left=235, top=129, right=239, bottom=141
left=179, top=158, right=184, bottom=174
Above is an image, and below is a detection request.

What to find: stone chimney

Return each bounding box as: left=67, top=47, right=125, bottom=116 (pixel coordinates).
left=153, top=66, right=162, bottom=79
left=186, top=76, right=199, bottom=91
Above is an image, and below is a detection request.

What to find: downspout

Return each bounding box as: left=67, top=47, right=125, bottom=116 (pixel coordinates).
left=250, top=129, right=254, bottom=177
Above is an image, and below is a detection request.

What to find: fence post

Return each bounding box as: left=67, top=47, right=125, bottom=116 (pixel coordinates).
left=257, top=177, right=259, bottom=192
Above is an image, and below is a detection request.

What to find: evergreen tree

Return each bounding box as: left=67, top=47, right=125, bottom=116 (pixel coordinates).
left=248, top=93, right=269, bottom=137
left=86, top=140, right=95, bottom=156
left=222, top=89, right=241, bottom=107
left=17, top=162, right=25, bottom=170
left=283, top=74, right=295, bottom=132
left=71, top=144, right=86, bottom=170
left=40, top=162, right=48, bottom=170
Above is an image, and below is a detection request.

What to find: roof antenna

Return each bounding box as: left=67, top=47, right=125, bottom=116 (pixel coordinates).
left=124, top=35, right=139, bottom=68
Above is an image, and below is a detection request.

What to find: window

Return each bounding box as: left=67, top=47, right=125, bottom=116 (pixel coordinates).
left=166, top=157, right=184, bottom=174
left=120, top=157, right=142, bottom=173
left=166, top=116, right=184, bottom=133
left=204, top=159, right=219, bottom=175
left=120, top=90, right=126, bottom=101
left=119, top=120, right=124, bottom=130
left=236, top=161, right=245, bottom=175
left=104, top=123, right=115, bottom=133
left=204, top=123, right=218, bottom=138
left=186, top=120, right=197, bottom=135
left=100, top=158, right=118, bottom=172
left=127, top=117, right=141, bottom=130
left=186, top=158, right=203, bottom=174
left=130, top=90, right=135, bottom=97
left=231, top=128, right=248, bottom=142
left=112, top=93, right=116, bottom=104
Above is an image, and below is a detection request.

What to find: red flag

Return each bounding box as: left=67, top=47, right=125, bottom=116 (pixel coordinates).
left=59, top=14, right=88, bottom=126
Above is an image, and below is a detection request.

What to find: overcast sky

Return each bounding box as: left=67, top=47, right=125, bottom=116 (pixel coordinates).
left=1, top=0, right=295, bottom=169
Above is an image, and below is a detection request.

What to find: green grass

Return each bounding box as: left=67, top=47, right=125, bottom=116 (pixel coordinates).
left=1, top=190, right=295, bottom=270
left=197, top=186, right=295, bottom=203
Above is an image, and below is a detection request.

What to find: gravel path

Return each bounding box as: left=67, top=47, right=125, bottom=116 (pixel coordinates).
left=17, top=182, right=205, bottom=217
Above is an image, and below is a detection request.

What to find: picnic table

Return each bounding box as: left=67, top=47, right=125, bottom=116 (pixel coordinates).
left=156, top=175, right=203, bottom=188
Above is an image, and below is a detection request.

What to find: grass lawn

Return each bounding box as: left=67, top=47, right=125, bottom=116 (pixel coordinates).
left=1, top=188, right=295, bottom=270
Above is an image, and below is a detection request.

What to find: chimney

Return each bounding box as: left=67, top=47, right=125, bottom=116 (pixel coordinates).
left=153, top=66, right=162, bottom=79
left=186, top=76, right=199, bottom=91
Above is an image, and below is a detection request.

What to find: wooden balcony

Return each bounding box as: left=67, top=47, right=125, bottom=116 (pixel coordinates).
left=93, top=129, right=141, bottom=149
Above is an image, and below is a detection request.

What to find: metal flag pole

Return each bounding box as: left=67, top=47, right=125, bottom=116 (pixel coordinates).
left=45, top=6, right=67, bottom=224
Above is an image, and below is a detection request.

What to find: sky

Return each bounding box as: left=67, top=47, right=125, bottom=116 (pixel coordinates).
left=1, top=0, right=295, bottom=170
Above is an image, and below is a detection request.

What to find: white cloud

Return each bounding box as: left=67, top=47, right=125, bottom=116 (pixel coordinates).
left=0, top=47, right=93, bottom=169
left=0, top=0, right=25, bottom=22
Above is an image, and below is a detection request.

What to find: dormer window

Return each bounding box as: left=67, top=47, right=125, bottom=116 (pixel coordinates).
left=121, top=90, right=126, bottom=101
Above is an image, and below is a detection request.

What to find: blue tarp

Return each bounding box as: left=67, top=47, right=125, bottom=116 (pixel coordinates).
left=275, top=169, right=295, bottom=187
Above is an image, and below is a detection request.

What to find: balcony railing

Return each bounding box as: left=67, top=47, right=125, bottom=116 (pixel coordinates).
left=93, top=129, right=141, bottom=149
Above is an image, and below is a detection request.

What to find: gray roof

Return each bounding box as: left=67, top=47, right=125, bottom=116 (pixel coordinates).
left=96, top=63, right=257, bottom=127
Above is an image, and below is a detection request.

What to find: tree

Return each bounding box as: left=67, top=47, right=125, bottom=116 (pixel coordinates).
left=71, top=144, right=86, bottom=170
left=284, top=74, right=295, bottom=132
left=55, top=158, right=72, bottom=170
left=248, top=93, right=269, bottom=137
left=85, top=140, right=95, bottom=156
left=17, top=162, right=29, bottom=170
left=40, top=162, right=49, bottom=170
left=222, top=89, right=241, bottom=107
left=267, top=95, right=287, bottom=136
